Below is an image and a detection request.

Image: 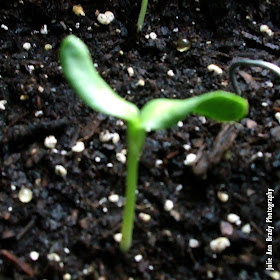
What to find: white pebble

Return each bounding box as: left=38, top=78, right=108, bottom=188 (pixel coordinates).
left=189, top=238, right=200, bottom=248
left=40, top=24, right=48, bottom=34
left=30, top=251, right=39, bottom=261
left=177, top=121, right=183, bottom=127
left=63, top=273, right=72, bottom=280
left=0, top=100, right=7, bottom=110
left=209, top=237, right=230, bottom=253
left=108, top=194, right=119, bottom=203
left=184, top=153, right=197, bottom=166
left=116, top=152, right=126, bottom=163
left=47, top=253, right=61, bottom=262
left=137, top=79, right=145, bottom=87
left=270, top=271, right=280, bottom=280
left=227, top=213, right=241, bottom=226
left=64, top=248, right=70, bottom=254
left=217, top=191, right=229, bottom=203
left=183, top=144, right=191, bottom=151
left=99, top=130, right=112, bottom=142
left=241, top=223, right=251, bottom=234
left=149, top=32, right=157, bottom=40
left=260, top=24, right=274, bottom=36
left=18, top=187, right=33, bottom=203
left=44, top=44, right=52, bottom=51
left=164, top=199, right=174, bottom=211
left=155, top=159, right=163, bottom=167
left=134, top=254, right=143, bottom=262
left=262, top=102, right=268, bottom=107
left=107, top=163, right=113, bottom=167
left=55, top=165, right=67, bottom=176
left=112, top=133, right=120, bottom=144
left=207, top=64, right=223, bottom=75
left=97, top=11, right=114, bottom=25
left=1, top=24, right=8, bottom=30
left=44, top=135, right=57, bottom=149
left=139, top=212, right=151, bottom=222
left=23, top=42, right=31, bottom=51
left=114, top=233, right=122, bottom=243
left=71, top=141, right=85, bottom=153
left=167, top=69, right=175, bottom=77
left=127, top=67, right=134, bottom=77
left=95, top=156, right=101, bottom=162
left=275, top=112, right=280, bottom=123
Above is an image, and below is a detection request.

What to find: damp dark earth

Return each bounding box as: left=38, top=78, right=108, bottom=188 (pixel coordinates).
left=0, top=1, right=280, bottom=279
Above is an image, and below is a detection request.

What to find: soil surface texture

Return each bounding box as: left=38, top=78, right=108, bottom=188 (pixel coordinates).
left=0, top=1, right=280, bottom=279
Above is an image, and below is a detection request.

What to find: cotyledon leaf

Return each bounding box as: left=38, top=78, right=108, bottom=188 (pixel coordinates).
left=140, top=91, right=248, bottom=131
left=60, top=35, right=140, bottom=122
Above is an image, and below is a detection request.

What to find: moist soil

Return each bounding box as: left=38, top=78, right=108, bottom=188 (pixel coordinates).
left=0, top=1, right=280, bottom=279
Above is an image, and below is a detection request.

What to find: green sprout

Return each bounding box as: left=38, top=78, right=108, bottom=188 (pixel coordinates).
left=137, top=0, right=148, bottom=32
left=60, top=35, right=248, bottom=252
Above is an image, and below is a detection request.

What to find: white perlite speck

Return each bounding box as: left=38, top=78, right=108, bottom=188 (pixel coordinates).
left=217, top=191, right=229, bottom=203
left=47, top=253, right=61, bottom=262
left=112, top=133, right=120, bottom=144
left=63, top=273, right=72, bottom=280
left=184, top=153, right=197, bottom=166
left=127, top=67, right=134, bottom=77
left=1, top=24, right=8, bottom=30
left=155, top=159, right=163, bottom=167
left=44, top=135, right=57, bottom=149
left=40, top=24, right=48, bottom=34
left=134, top=254, right=143, bottom=262
left=97, top=11, right=115, bottom=25
left=137, top=79, right=145, bottom=87
left=189, top=238, right=200, bottom=248
left=30, top=251, right=39, bottom=261
left=72, top=141, right=85, bottom=153
left=275, top=112, right=280, bottom=124
left=260, top=24, right=274, bottom=36
left=18, top=187, right=33, bottom=203
left=149, top=32, right=157, bottom=40
left=167, top=69, right=175, bottom=77
left=114, top=233, right=122, bottom=243
left=23, top=42, right=31, bottom=51
left=270, top=271, right=280, bottom=280
left=108, top=194, right=119, bottom=203
left=139, top=212, right=151, bottom=222
left=207, top=64, right=223, bottom=75
left=210, top=237, right=230, bottom=253
left=241, top=223, right=251, bottom=234
left=116, top=152, right=126, bottom=163
left=227, top=213, right=241, bottom=226
left=55, top=165, right=67, bottom=176
left=0, top=100, right=7, bottom=110
left=164, top=199, right=174, bottom=211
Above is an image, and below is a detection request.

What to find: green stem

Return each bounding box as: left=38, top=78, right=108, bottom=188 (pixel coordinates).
left=137, top=0, right=148, bottom=32
left=120, top=122, right=146, bottom=252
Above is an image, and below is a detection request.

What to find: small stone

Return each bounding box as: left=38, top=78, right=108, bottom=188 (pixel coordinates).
left=275, top=112, right=280, bottom=124
left=209, top=237, right=230, bottom=253
left=47, top=253, right=61, bottom=262
left=176, top=38, right=191, bottom=52
left=217, top=191, right=229, bottom=203
left=134, top=254, right=143, bottom=262
left=127, top=67, right=134, bottom=77
left=44, top=44, right=52, bottom=50
left=18, top=187, right=33, bottom=203
left=227, top=213, right=241, bottom=226
left=116, top=152, right=126, bottom=163
left=164, top=199, right=174, bottom=211
left=114, top=233, right=122, bottom=243
left=246, top=119, right=257, bottom=129
left=99, top=130, right=112, bottom=142
left=271, top=127, right=280, bottom=141
left=220, top=221, right=234, bottom=236
left=108, top=194, right=119, bottom=203
left=30, top=251, right=39, bottom=261
left=73, top=5, right=85, bottom=16
left=167, top=69, right=175, bottom=77
left=184, top=153, right=197, bottom=166
left=44, top=135, right=57, bottom=149
left=112, top=133, right=120, bottom=144
left=270, top=271, right=280, bottom=280
left=207, top=64, right=223, bottom=75
left=137, top=79, right=145, bottom=86
left=97, top=11, right=114, bottom=25
left=189, top=238, right=200, bottom=248
left=55, top=165, right=67, bottom=177
left=72, top=141, right=85, bottom=153
left=139, top=212, right=151, bottom=222
left=63, top=273, right=72, bottom=280
left=23, top=42, right=31, bottom=51
left=0, top=100, right=7, bottom=110
left=241, top=223, right=251, bottom=234
left=149, top=32, right=157, bottom=40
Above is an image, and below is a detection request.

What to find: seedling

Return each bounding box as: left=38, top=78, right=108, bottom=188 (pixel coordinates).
left=60, top=35, right=248, bottom=252
left=229, top=59, right=280, bottom=95
left=137, top=0, right=148, bottom=32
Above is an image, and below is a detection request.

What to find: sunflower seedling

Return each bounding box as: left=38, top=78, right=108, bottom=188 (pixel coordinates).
left=60, top=35, right=248, bottom=252
left=137, top=0, right=148, bottom=32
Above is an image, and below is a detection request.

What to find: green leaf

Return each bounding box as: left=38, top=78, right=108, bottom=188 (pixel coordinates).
left=140, top=91, right=248, bottom=131
left=60, top=35, right=140, bottom=122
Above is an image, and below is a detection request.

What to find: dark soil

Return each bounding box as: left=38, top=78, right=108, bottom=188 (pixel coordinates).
left=0, top=1, right=279, bottom=279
